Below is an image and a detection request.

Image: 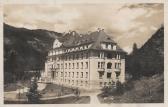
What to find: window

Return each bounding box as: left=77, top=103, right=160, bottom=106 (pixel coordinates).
left=72, top=80, right=74, bottom=85
left=86, top=62, right=88, bottom=69
left=51, top=71, right=55, bottom=79
left=77, top=72, right=79, bottom=78
left=77, top=62, right=79, bottom=69
left=69, top=55, right=71, bottom=60
left=61, top=72, right=63, bottom=77
left=98, top=62, right=100, bottom=68
left=81, top=72, right=83, bottom=78
left=101, top=62, right=104, bottom=68
left=69, top=63, right=71, bottom=69
left=106, top=44, right=108, bottom=49
left=107, top=73, right=111, bottom=79
left=65, top=56, right=67, bottom=61
left=86, top=72, right=88, bottom=78
left=115, top=63, right=117, bottom=69
left=113, top=45, right=116, bottom=50
left=76, top=54, right=79, bottom=60
left=65, top=63, right=67, bottom=69
left=86, top=53, right=88, bottom=59
left=72, top=72, right=74, bottom=78
left=108, top=44, right=111, bottom=49
left=107, top=62, right=112, bottom=69
left=69, top=72, right=70, bottom=77
left=81, top=53, right=83, bottom=59
left=99, top=72, right=104, bottom=79
left=73, top=55, right=75, bottom=60
left=98, top=52, right=101, bottom=58
left=76, top=80, right=78, bottom=85
left=65, top=72, right=67, bottom=77
left=107, top=53, right=112, bottom=59
left=72, top=63, right=75, bottom=69
left=81, top=62, right=83, bottom=69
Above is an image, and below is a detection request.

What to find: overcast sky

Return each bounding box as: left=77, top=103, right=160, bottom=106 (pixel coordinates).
left=4, top=3, right=164, bottom=53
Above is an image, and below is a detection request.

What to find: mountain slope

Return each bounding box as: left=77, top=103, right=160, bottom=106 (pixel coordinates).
left=4, top=23, right=62, bottom=82
left=126, top=26, right=164, bottom=78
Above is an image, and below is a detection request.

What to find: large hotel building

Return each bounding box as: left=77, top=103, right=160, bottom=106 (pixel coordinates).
left=41, top=29, right=126, bottom=90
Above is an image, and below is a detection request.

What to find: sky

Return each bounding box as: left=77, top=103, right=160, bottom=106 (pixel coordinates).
left=4, top=3, right=164, bottom=53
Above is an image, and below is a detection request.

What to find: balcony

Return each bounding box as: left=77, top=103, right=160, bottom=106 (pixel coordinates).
left=50, top=68, right=59, bottom=71
left=114, top=68, right=121, bottom=72
left=97, top=68, right=105, bottom=72
left=106, top=69, right=112, bottom=72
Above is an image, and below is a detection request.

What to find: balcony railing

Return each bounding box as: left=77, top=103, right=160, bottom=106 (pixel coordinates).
left=106, top=69, right=112, bottom=72
left=50, top=68, right=59, bottom=71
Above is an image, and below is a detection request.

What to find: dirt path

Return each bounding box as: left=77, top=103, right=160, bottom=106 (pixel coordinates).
left=80, top=90, right=101, bottom=104
left=90, top=93, right=100, bottom=104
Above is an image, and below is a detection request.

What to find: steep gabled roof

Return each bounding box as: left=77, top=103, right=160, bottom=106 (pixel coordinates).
left=60, top=30, right=125, bottom=53
left=90, top=30, right=116, bottom=49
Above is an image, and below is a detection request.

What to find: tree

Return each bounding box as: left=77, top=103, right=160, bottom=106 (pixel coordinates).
left=132, top=43, right=138, bottom=55
left=26, top=77, right=41, bottom=103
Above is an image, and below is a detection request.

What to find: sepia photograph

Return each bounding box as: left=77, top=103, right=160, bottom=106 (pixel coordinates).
left=3, top=3, right=164, bottom=104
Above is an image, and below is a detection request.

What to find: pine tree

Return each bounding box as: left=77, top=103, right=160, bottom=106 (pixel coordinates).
left=132, top=43, right=138, bottom=55
left=26, top=77, right=41, bottom=103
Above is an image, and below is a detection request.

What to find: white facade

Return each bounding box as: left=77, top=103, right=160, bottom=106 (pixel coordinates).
left=42, top=30, right=126, bottom=90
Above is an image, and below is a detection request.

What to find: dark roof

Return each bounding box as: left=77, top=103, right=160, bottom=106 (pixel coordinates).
left=58, top=30, right=125, bottom=53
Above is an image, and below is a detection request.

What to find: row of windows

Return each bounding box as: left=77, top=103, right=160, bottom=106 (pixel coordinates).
left=99, top=81, right=115, bottom=87
left=98, top=62, right=105, bottom=69
left=99, top=72, right=112, bottom=79
left=65, top=62, right=88, bottom=69
left=63, top=79, right=88, bottom=86
left=48, top=52, right=89, bottom=62
left=51, top=62, right=89, bottom=69
left=48, top=52, right=122, bottom=62
left=106, top=53, right=121, bottom=59
left=52, top=72, right=88, bottom=79
left=98, top=62, right=121, bottom=69
left=101, top=43, right=117, bottom=50
left=49, top=44, right=91, bottom=56
left=64, top=53, right=89, bottom=61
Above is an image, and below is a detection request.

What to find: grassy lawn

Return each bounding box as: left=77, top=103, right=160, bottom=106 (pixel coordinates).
left=40, top=83, right=75, bottom=98
left=4, top=80, right=31, bottom=92
left=98, top=74, right=164, bottom=103
left=4, top=96, right=90, bottom=104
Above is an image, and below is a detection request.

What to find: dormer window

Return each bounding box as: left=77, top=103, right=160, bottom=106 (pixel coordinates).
left=53, top=39, right=62, bottom=48
left=108, top=44, right=111, bottom=49
left=113, top=45, right=116, bottom=50
left=106, top=44, right=108, bottom=48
